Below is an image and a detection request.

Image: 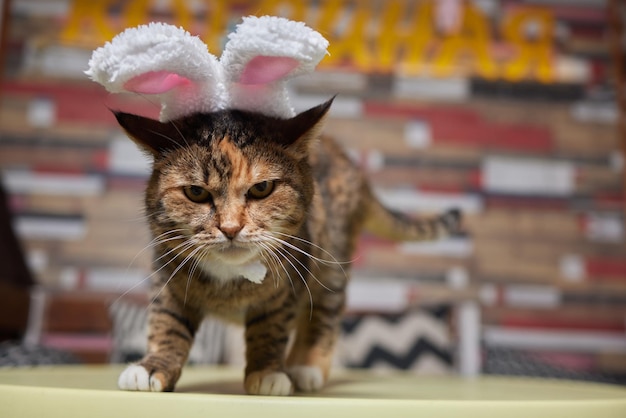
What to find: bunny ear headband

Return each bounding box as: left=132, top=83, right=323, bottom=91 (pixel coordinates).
left=86, top=16, right=329, bottom=122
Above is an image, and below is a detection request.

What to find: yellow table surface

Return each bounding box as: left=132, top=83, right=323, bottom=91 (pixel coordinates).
left=1, top=365, right=625, bottom=417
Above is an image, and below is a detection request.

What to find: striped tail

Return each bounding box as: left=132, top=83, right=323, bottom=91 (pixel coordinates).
left=362, top=188, right=462, bottom=242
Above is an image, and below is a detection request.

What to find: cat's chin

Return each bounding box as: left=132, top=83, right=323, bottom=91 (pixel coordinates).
left=199, top=250, right=267, bottom=284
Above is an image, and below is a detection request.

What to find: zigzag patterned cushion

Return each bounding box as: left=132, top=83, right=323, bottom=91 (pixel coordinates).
left=337, top=307, right=454, bottom=374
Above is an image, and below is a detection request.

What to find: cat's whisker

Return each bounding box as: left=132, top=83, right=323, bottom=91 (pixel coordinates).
left=139, top=240, right=197, bottom=302
left=112, top=237, right=194, bottom=306
left=185, top=245, right=210, bottom=306
left=263, top=234, right=350, bottom=283
left=263, top=240, right=314, bottom=319
left=126, top=229, right=188, bottom=271
left=110, top=275, right=154, bottom=308
left=265, top=233, right=350, bottom=269
left=262, top=236, right=334, bottom=294
left=258, top=241, right=296, bottom=295
left=153, top=237, right=196, bottom=264
left=258, top=242, right=285, bottom=289
left=253, top=242, right=276, bottom=287
left=151, top=243, right=205, bottom=307
left=168, top=119, right=192, bottom=149
left=272, top=231, right=354, bottom=266
left=151, top=228, right=189, bottom=242
left=147, top=128, right=186, bottom=149
left=130, top=96, right=192, bottom=149
left=256, top=242, right=285, bottom=289
left=146, top=229, right=189, bottom=251
left=121, top=209, right=166, bottom=223
left=113, top=232, right=189, bottom=302
left=184, top=255, right=200, bottom=307
left=135, top=91, right=162, bottom=113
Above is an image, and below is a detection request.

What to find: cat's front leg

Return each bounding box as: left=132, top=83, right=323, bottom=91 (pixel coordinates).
left=243, top=291, right=296, bottom=396
left=286, top=274, right=346, bottom=392
left=118, top=293, right=201, bottom=392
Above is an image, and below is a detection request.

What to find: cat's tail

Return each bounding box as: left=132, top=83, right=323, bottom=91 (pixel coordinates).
left=362, top=187, right=463, bottom=242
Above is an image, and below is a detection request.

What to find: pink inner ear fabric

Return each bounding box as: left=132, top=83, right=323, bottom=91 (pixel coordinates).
left=238, top=56, right=299, bottom=85
left=124, top=71, right=191, bottom=94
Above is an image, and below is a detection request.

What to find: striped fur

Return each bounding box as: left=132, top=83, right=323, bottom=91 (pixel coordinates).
left=114, top=98, right=462, bottom=395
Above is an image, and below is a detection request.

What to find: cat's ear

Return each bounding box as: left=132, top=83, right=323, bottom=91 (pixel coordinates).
left=113, top=111, right=184, bottom=156
left=279, top=97, right=334, bottom=159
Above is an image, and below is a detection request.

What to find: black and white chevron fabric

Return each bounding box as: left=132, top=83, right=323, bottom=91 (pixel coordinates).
left=337, top=307, right=454, bottom=373
left=0, top=341, right=79, bottom=367
left=483, top=347, right=626, bottom=386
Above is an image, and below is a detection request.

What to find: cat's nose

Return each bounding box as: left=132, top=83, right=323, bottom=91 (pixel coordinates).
left=219, top=222, right=243, bottom=239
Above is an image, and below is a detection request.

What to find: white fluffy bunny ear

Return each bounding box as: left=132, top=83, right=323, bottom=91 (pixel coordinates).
left=86, top=22, right=227, bottom=122
left=220, top=16, right=329, bottom=118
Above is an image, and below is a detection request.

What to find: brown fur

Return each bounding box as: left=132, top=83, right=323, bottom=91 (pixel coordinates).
left=114, top=99, right=461, bottom=394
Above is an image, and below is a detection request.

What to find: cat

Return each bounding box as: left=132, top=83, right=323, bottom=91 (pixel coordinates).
left=114, top=97, right=461, bottom=396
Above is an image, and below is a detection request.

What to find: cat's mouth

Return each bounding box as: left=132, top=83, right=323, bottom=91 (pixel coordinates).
left=214, top=242, right=257, bottom=264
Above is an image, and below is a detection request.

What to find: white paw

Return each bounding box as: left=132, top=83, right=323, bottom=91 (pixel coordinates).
left=288, top=366, right=324, bottom=392
left=118, top=364, right=163, bottom=392
left=245, top=371, right=293, bottom=396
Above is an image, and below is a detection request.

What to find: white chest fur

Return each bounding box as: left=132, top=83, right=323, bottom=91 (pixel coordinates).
left=199, top=258, right=267, bottom=284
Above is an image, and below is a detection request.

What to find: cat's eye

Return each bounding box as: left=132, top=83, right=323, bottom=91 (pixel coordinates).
left=183, top=185, right=212, bottom=203
left=247, top=181, right=275, bottom=200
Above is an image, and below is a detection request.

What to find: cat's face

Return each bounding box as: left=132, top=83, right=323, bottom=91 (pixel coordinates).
left=149, top=135, right=309, bottom=267
left=115, top=100, right=332, bottom=268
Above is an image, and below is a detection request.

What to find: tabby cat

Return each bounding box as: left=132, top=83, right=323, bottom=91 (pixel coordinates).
left=115, top=98, right=461, bottom=396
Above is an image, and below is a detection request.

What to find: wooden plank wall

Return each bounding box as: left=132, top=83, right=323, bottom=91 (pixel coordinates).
left=0, top=0, right=624, bottom=377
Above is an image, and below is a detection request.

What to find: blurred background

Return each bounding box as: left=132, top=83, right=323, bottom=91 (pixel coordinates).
left=0, top=0, right=624, bottom=384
